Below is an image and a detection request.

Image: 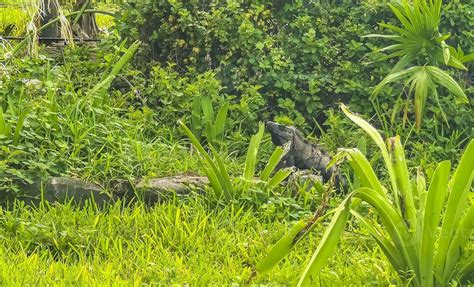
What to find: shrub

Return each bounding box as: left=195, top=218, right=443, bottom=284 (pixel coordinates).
left=118, top=1, right=472, bottom=129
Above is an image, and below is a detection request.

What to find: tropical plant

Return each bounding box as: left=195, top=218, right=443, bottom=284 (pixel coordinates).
left=190, top=96, right=229, bottom=147
left=256, top=104, right=474, bottom=286
left=367, top=0, right=473, bottom=129
left=179, top=121, right=293, bottom=201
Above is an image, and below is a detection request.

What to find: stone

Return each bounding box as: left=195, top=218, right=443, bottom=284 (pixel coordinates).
left=287, top=170, right=324, bottom=193
left=13, top=175, right=209, bottom=206
left=135, top=176, right=209, bottom=204
left=19, top=177, right=114, bottom=206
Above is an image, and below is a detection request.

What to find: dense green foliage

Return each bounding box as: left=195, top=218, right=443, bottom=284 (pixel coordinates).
left=118, top=0, right=473, bottom=130
left=0, top=45, right=204, bottom=196
left=0, top=0, right=472, bottom=285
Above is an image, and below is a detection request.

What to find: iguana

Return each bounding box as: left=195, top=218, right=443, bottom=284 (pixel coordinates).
left=266, top=121, right=347, bottom=192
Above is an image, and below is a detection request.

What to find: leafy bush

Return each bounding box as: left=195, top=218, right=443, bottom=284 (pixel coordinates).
left=0, top=43, right=202, bottom=197
left=118, top=0, right=392, bottom=127
left=117, top=0, right=473, bottom=172
left=119, top=1, right=472, bottom=128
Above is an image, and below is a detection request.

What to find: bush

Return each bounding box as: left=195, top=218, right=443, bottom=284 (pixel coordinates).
left=118, top=1, right=473, bottom=158
left=119, top=1, right=392, bottom=127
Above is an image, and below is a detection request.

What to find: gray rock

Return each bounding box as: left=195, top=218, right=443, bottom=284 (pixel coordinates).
left=14, top=175, right=209, bottom=206
left=135, top=176, right=209, bottom=204
left=287, top=170, right=324, bottom=193
left=19, top=177, right=114, bottom=206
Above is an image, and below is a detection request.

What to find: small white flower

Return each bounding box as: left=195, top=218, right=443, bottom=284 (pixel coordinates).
left=23, top=79, right=43, bottom=89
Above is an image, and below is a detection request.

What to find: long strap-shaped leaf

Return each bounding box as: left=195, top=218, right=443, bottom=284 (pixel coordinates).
left=260, top=143, right=289, bottom=181
left=442, top=197, right=474, bottom=282
left=351, top=210, right=407, bottom=274
left=353, top=188, right=420, bottom=283
left=179, top=120, right=232, bottom=200
left=243, top=123, right=264, bottom=190
left=419, top=160, right=451, bottom=286
left=256, top=219, right=309, bottom=275
left=435, top=139, right=474, bottom=279
left=341, top=105, right=403, bottom=217
left=298, top=196, right=352, bottom=287
left=389, top=136, right=417, bottom=228
left=339, top=148, right=386, bottom=197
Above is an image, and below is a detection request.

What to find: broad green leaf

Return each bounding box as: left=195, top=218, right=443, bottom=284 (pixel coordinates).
left=256, top=219, right=308, bottom=274
left=260, top=143, right=290, bottom=181
left=419, top=161, right=450, bottom=286
left=339, top=148, right=386, bottom=197
left=443, top=204, right=474, bottom=282
left=409, top=67, right=430, bottom=130
left=354, top=188, right=419, bottom=279
left=267, top=168, right=293, bottom=190
left=179, top=120, right=229, bottom=199
left=435, top=139, right=474, bottom=278
left=13, top=109, right=28, bottom=146
left=209, top=145, right=234, bottom=199
left=298, top=197, right=351, bottom=287
left=341, top=104, right=401, bottom=213
left=0, top=108, right=7, bottom=135
left=201, top=96, right=215, bottom=140
left=388, top=136, right=416, bottom=228
left=243, top=123, right=264, bottom=183
left=190, top=96, right=201, bottom=139
left=214, top=101, right=229, bottom=141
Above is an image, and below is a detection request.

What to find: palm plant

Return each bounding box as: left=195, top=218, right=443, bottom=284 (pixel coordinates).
left=257, top=104, right=474, bottom=286
left=366, top=0, right=473, bottom=129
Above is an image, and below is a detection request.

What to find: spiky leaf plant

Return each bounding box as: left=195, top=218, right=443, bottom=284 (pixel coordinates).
left=257, top=104, right=474, bottom=286
left=179, top=121, right=293, bottom=201
left=366, top=0, right=473, bottom=130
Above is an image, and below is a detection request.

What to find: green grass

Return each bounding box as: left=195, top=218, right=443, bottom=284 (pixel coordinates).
left=0, top=197, right=399, bottom=286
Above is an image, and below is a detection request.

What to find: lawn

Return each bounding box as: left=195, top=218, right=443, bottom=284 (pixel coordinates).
left=0, top=197, right=397, bottom=286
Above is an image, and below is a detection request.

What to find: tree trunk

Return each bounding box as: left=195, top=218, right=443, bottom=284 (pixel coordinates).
left=74, top=0, right=99, bottom=38
left=39, top=0, right=59, bottom=38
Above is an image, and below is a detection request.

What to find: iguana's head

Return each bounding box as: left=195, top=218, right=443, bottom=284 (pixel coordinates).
left=265, top=121, right=303, bottom=146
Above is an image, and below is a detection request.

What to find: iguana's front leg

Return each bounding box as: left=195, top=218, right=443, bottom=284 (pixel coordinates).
left=276, top=154, right=295, bottom=170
